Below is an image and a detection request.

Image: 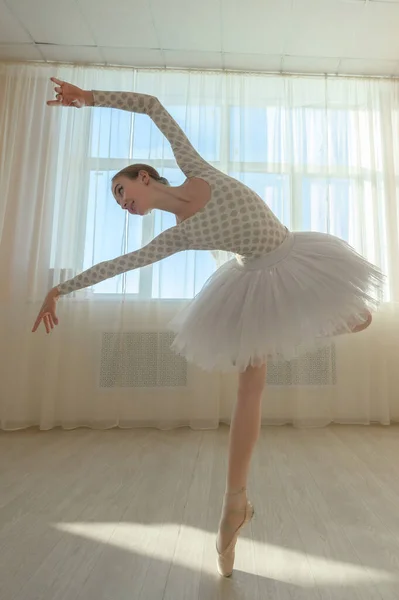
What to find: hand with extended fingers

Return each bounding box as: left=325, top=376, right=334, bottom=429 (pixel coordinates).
left=32, top=287, right=61, bottom=334
left=33, top=77, right=94, bottom=336
left=47, top=77, right=94, bottom=108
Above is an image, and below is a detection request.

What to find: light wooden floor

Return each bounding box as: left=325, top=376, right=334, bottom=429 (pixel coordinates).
left=1, top=425, right=399, bottom=600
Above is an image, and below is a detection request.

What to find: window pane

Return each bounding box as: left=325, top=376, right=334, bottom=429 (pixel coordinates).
left=229, top=106, right=353, bottom=168
left=90, top=108, right=132, bottom=159
left=82, top=100, right=382, bottom=300
left=90, top=105, right=221, bottom=163
left=169, top=105, right=221, bottom=162
left=151, top=249, right=216, bottom=299
left=84, top=170, right=143, bottom=294
left=298, top=108, right=350, bottom=168
left=230, top=106, right=269, bottom=163
left=301, top=177, right=350, bottom=240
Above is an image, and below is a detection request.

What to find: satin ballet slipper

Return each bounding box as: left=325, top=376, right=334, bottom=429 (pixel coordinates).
left=332, top=310, right=373, bottom=336
left=216, top=498, right=254, bottom=577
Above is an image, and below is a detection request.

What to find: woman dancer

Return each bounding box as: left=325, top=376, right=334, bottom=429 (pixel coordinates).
left=33, top=77, right=383, bottom=577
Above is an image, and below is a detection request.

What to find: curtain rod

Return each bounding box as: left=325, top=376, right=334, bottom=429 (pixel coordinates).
left=1, top=59, right=398, bottom=83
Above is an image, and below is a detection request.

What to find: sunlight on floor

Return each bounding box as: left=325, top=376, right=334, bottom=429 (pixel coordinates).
left=53, top=522, right=399, bottom=586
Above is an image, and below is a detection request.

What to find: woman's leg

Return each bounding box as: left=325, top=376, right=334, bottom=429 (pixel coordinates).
left=351, top=310, right=372, bottom=333
left=217, top=363, right=267, bottom=554
left=333, top=309, right=373, bottom=336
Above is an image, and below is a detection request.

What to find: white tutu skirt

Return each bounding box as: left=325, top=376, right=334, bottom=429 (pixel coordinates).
left=169, top=231, right=385, bottom=372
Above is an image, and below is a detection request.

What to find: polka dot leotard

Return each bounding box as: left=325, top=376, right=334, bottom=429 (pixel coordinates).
left=57, top=91, right=288, bottom=296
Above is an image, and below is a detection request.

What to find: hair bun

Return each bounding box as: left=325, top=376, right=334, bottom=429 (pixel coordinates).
left=158, top=176, right=170, bottom=186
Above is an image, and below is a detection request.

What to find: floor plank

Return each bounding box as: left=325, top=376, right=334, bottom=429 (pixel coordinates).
left=1, top=425, right=399, bottom=600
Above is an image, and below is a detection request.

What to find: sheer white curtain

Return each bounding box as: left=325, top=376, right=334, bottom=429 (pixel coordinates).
left=1, top=61, right=399, bottom=431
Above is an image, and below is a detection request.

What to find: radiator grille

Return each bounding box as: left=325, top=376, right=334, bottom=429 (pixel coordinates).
left=99, top=332, right=188, bottom=388
left=267, top=344, right=337, bottom=386
left=99, top=333, right=336, bottom=388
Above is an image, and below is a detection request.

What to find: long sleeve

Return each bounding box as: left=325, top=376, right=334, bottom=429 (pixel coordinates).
left=57, top=225, right=188, bottom=296
left=92, top=90, right=208, bottom=178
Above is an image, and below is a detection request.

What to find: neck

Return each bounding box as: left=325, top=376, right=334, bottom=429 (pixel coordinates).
left=150, top=181, right=191, bottom=220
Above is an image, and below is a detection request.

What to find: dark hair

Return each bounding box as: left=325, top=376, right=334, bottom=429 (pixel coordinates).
left=112, top=164, right=169, bottom=186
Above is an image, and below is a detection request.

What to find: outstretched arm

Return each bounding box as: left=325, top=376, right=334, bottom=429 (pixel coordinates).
left=91, top=90, right=208, bottom=178
left=48, top=78, right=209, bottom=177
left=57, top=225, right=188, bottom=296
left=32, top=224, right=189, bottom=332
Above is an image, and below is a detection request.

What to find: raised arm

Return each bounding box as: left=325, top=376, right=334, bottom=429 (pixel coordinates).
left=57, top=225, right=188, bottom=296
left=92, top=90, right=208, bottom=178
left=48, top=78, right=208, bottom=177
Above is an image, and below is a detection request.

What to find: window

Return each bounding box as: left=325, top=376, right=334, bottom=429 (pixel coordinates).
left=83, top=102, right=383, bottom=298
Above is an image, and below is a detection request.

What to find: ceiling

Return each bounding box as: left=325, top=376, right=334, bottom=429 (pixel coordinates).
left=1, top=0, right=399, bottom=77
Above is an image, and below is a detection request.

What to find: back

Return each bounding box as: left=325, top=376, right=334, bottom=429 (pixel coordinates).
left=178, top=165, right=288, bottom=260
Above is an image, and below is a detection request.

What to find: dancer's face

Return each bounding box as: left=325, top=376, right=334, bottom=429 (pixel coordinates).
left=112, top=172, right=153, bottom=216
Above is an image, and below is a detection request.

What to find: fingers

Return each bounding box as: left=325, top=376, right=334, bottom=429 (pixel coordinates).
left=44, top=315, right=50, bottom=334
left=49, top=314, right=55, bottom=331
left=50, top=308, right=58, bottom=326
left=32, top=317, right=42, bottom=333
left=43, top=312, right=56, bottom=333
left=48, top=78, right=64, bottom=107
left=45, top=313, right=58, bottom=333
left=47, top=98, right=69, bottom=107
left=32, top=311, right=58, bottom=333
left=48, top=79, right=80, bottom=109
left=47, top=97, right=77, bottom=108
left=32, top=313, right=42, bottom=332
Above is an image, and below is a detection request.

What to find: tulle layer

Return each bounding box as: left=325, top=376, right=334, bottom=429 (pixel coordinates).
left=169, top=231, right=385, bottom=372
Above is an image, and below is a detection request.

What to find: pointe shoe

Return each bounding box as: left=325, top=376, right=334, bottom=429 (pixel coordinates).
left=216, top=499, right=255, bottom=577
left=351, top=310, right=372, bottom=333
left=329, top=310, right=373, bottom=337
